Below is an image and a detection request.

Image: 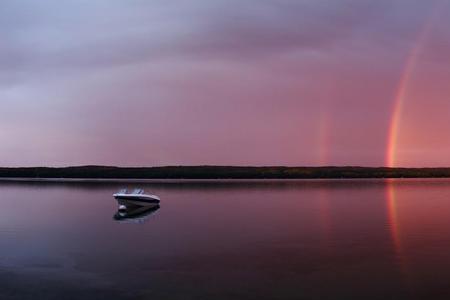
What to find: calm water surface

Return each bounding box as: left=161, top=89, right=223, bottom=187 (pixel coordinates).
left=2, top=179, right=450, bottom=299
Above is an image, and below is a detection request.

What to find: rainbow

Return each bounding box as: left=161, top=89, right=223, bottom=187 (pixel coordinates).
left=386, top=3, right=441, bottom=167
left=317, top=111, right=330, bottom=166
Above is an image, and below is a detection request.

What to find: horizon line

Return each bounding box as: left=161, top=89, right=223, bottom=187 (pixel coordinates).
left=2, top=165, right=450, bottom=169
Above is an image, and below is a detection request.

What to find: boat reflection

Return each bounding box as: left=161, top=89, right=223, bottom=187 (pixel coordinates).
left=113, top=204, right=160, bottom=223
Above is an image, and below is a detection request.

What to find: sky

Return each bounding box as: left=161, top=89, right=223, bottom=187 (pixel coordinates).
left=1, top=0, right=450, bottom=167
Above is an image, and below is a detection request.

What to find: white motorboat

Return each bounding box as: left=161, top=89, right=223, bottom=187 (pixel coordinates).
left=113, top=189, right=160, bottom=207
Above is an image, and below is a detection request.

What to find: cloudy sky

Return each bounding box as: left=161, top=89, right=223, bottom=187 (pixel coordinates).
left=1, top=0, right=450, bottom=167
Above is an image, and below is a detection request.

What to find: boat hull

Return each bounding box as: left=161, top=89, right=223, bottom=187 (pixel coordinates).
left=114, top=194, right=160, bottom=207
left=116, top=198, right=160, bottom=208
left=113, top=191, right=160, bottom=210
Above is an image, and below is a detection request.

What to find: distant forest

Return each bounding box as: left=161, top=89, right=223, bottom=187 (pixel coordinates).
left=1, top=166, right=450, bottom=179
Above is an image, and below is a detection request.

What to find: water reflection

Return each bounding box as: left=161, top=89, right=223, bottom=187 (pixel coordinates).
left=2, top=179, right=450, bottom=299
left=384, top=179, right=450, bottom=297
left=317, top=189, right=332, bottom=248
left=386, top=179, right=402, bottom=255
left=385, top=179, right=411, bottom=290
left=113, top=204, right=160, bottom=223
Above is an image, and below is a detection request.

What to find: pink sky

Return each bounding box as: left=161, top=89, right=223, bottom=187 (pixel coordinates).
left=1, top=0, right=450, bottom=167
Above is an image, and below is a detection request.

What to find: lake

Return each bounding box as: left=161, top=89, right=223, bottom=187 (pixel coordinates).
left=2, top=179, right=450, bottom=299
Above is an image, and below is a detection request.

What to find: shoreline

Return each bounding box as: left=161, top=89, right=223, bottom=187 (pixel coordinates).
left=2, top=177, right=450, bottom=183
left=2, top=166, right=450, bottom=181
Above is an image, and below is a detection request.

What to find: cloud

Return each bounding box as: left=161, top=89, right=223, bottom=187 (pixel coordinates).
left=0, top=0, right=431, bottom=76
left=0, top=0, right=448, bottom=166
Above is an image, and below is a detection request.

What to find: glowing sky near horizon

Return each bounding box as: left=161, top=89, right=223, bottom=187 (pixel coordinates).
left=2, top=0, right=450, bottom=167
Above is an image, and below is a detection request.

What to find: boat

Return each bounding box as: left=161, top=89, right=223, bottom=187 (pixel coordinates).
left=113, top=189, right=160, bottom=208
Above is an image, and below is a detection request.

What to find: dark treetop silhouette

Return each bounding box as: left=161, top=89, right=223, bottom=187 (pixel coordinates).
left=2, top=166, right=450, bottom=179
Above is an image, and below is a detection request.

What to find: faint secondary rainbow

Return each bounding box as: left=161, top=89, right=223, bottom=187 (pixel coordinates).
left=317, top=110, right=330, bottom=166
left=386, top=3, right=441, bottom=167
